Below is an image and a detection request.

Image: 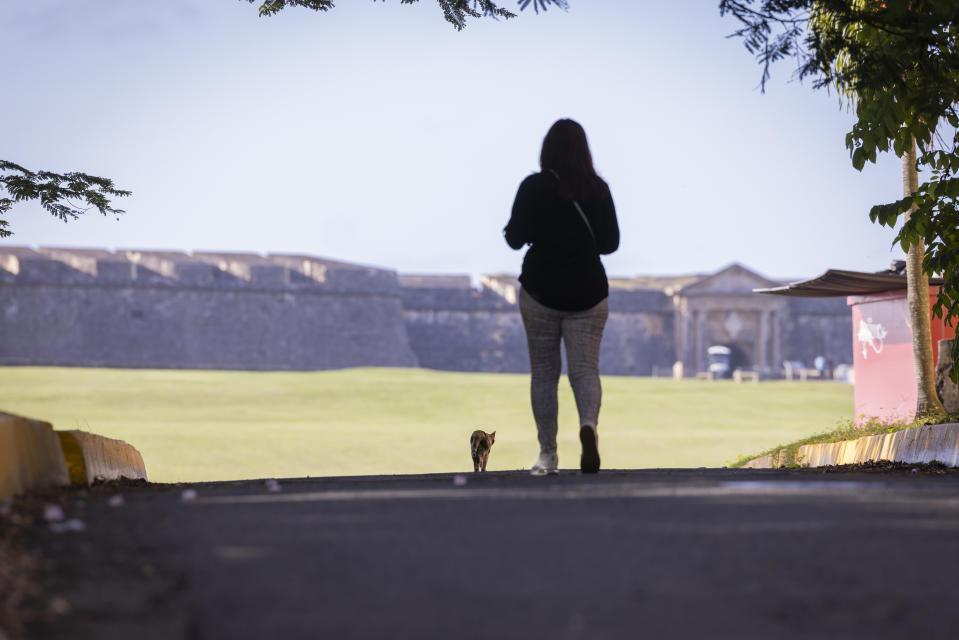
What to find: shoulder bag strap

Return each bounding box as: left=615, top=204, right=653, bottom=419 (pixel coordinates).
left=572, top=201, right=596, bottom=242
left=546, top=169, right=596, bottom=242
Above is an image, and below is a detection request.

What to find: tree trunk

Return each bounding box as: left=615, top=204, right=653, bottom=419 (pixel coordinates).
left=902, top=135, right=946, bottom=417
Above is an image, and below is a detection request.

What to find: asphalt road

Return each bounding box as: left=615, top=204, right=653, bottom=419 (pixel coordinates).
left=16, top=468, right=959, bottom=639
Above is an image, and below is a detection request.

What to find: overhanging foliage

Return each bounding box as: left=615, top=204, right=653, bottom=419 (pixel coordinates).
left=720, top=0, right=959, bottom=374
left=0, top=161, right=131, bottom=239
left=246, top=0, right=568, bottom=30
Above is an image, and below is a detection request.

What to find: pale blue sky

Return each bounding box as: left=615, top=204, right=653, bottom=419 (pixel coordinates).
left=2, top=0, right=906, bottom=281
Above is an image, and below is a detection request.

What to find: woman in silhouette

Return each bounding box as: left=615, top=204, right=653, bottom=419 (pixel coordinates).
left=504, top=119, right=620, bottom=475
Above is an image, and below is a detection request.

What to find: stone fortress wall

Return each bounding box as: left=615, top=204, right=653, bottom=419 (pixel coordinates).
left=0, top=247, right=416, bottom=370
left=0, top=247, right=852, bottom=375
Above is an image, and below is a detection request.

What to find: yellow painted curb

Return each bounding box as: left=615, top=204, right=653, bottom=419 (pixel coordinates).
left=57, top=430, right=148, bottom=485
left=744, top=422, right=959, bottom=469
left=0, top=411, right=70, bottom=499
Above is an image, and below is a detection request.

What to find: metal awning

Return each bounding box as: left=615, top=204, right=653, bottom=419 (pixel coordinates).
left=754, top=268, right=942, bottom=298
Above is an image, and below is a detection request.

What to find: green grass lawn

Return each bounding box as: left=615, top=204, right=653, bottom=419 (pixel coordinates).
left=0, top=367, right=853, bottom=482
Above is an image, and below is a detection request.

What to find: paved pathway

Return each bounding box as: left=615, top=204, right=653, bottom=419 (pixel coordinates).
left=22, top=469, right=959, bottom=639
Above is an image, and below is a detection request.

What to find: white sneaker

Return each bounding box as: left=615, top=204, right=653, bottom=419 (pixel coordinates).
left=530, top=451, right=559, bottom=476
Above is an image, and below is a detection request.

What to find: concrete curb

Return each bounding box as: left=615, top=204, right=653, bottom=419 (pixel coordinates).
left=0, top=411, right=70, bottom=499
left=0, top=411, right=148, bottom=499
left=58, top=430, right=148, bottom=485
left=744, top=422, right=959, bottom=469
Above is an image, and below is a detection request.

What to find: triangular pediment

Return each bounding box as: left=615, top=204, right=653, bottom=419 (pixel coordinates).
left=678, top=263, right=781, bottom=296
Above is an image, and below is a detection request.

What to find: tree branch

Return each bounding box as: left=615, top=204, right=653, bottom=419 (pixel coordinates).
left=0, top=161, right=131, bottom=239
left=244, top=0, right=571, bottom=29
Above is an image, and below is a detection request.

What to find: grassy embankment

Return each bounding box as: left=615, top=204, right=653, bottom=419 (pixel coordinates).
left=0, top=367, right=853, bottom=482
left=728, top=412, right=959, bottom=468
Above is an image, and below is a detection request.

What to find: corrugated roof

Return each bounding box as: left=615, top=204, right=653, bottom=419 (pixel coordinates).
left=754, top=268, right=942, bottom=297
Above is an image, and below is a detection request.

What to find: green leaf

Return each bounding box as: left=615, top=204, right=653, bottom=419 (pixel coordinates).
left=852, top=147, right=866, bottom=171
left=882, top=109, right=899, bottom=137
left=893, top=135, right=905, bottom=157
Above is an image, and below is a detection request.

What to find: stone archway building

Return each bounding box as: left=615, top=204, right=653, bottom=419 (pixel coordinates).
left=672, top=264, right=789, bottom=375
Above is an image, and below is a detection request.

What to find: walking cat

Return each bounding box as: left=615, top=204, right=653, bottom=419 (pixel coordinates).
left=469, top=429, right=496, bottom=472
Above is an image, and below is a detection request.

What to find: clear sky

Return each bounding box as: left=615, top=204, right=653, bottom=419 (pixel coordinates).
left=2, top=0, right=908, bottom=282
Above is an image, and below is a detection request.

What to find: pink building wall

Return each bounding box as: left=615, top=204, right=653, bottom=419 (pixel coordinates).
left=849, top=287, right=955, bottom=424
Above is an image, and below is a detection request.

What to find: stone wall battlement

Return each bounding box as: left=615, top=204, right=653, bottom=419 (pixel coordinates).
left=0, top=246, right=416, bottom=370
left=0, top=247, right=399, bottom=295
left=400, top=275, right=518, bottom=311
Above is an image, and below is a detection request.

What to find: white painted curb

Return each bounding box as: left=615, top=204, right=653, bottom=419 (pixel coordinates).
left=58, top=430, right=148, bottom=485
left=0, top=411, right=148, bottom=499
left=0, top=411, right=70, bottom=499
left=744, top=422, right=959, bottom=469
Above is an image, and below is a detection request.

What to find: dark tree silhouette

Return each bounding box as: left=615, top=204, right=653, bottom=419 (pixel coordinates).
left=0, top=161, right=130, bottom=239
left=247, top=0, right=568, bottom=30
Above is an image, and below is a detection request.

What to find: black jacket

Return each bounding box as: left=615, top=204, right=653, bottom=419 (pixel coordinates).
left=504, top=171, right=619, bottom=311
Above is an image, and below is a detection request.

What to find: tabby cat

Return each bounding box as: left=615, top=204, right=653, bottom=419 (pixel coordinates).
left=469, top=429, right=496, bottom=472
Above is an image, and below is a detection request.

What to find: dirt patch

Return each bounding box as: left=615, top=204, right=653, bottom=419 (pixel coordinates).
left=0, top=515, right=38, bottom=640
left=0, top=486, right=79, bottom=640
left=804, top=460, right=959, bottom=474
left=1, top=480, right=189, bottom=640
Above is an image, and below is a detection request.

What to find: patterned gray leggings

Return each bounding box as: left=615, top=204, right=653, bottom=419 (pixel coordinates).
left=519, top=287, right=609, bottom=455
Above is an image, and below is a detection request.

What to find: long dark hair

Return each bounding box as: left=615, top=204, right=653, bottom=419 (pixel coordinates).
left=539, top=118, right=602, bottom=200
